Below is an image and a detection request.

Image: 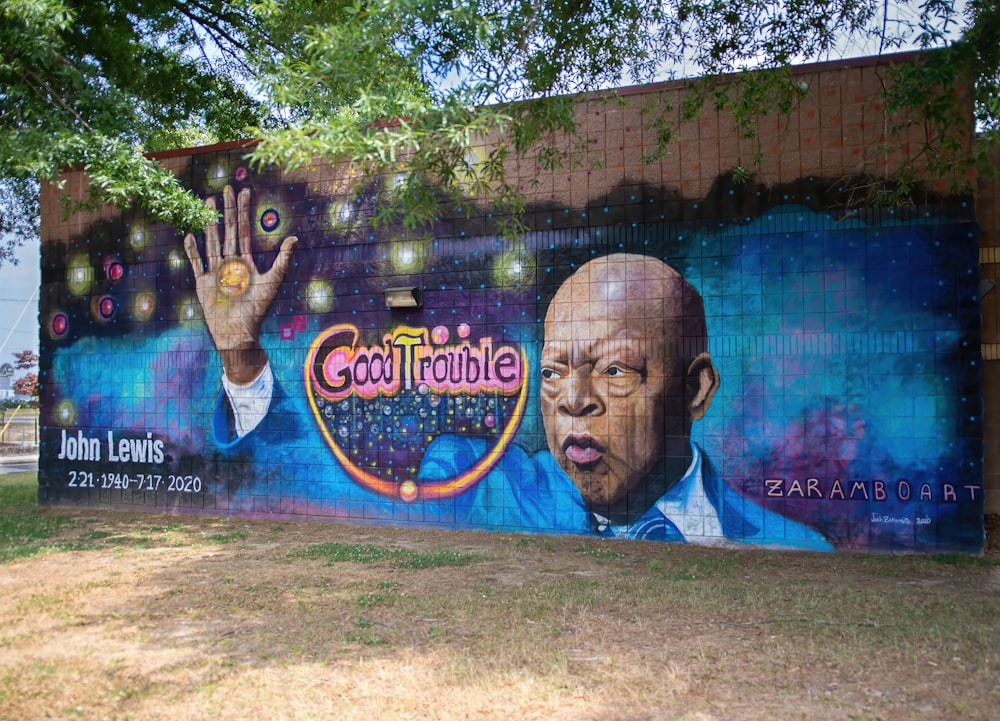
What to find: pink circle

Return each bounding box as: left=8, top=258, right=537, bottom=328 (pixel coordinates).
left=484, top=413, right=496, bottom=429
left=105, top=259, right=125, bottom=282
left=431, top=325, right=449, bottom=345
left=457, top=323, right=471, bottom=338
left=51, top=313, right=68, bottom=336
left=235, top=167, right=248, bottom=181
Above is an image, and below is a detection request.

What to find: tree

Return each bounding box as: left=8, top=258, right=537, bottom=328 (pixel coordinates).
left=10, top=350, right=38, bottom=398
left=13, top=350, right=38, bottom=370
left=1, top=0, right=400, bottom=262
left=2, top=0, right=998, bottom=264
left=12, top=373, right=37, bottom=397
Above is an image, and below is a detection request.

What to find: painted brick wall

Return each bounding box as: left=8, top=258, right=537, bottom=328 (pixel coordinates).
left=38, top=52, right=986, bottom=551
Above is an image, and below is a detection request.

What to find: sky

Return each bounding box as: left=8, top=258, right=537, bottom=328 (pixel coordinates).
left=0, top=235, right=41, bottom=362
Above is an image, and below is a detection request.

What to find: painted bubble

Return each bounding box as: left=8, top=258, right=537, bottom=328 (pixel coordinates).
left=96, top=295, right=116, bottom=321
left=260, top=208, right=281, bottom=232
left=431, top=325, right=449, bottom=345
left=104, top=257, right=125, bottom=283
left=50, top=312, right=69, bottom=338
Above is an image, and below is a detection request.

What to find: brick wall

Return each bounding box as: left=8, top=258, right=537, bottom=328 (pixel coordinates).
left=979, top=148, right=1000, bottom=514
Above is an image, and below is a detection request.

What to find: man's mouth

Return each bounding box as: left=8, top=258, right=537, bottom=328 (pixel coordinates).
left=562, top=434, right=606, bottom=466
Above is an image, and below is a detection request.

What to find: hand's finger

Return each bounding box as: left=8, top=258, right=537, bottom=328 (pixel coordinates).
left=262, top=236, right=298, bottom=286
left=238, top=187, right=253, bottom=259
left=204, top=195, right=221, bottom=268
left=223, top=185, right=237, bottom=257
left=183, top=233, right=204, bottom=276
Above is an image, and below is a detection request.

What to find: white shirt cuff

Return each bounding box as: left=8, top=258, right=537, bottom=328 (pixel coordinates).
left=221, top=364, right=274, bottom=438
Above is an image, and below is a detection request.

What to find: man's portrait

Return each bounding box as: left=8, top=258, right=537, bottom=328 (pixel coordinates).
left=538, top=253, right=831, bottom=549
left=540, top=254, right=718, bottom=526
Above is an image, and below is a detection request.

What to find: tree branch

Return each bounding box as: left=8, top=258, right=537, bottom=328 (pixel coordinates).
left=22, top=67, right=93, bottom=132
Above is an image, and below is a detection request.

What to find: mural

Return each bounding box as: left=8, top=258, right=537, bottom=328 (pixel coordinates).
left=38, top=153, right=985, bottom=553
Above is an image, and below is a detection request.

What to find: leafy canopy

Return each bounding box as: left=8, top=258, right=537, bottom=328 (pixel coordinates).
left=1, top=0, right=997, bottom=264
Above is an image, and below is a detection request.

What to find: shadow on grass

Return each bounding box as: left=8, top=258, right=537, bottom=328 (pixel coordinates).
left=0, top=471, right=80, bottom=562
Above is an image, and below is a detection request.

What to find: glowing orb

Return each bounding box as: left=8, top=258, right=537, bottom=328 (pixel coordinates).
left=397, top=245, right=415, bottom=266
left=134, top=292, right=155, bottom=320
left=217, top=260, right=251, bottom=297
left=178, top=297, right=199, bottom=322
left=167, top=249, right=186, bottom=271
left=50, top=312, right=69, bottom=338
left=260, top=208, right=281, bottom=232
left=327, top=199, right=356, bottom=228
left=130, top=226, right=147, bottom=249
left=457, top=323, right=471, bottom=338
left=306, top=280, right=334, bottom=313
left=391, top=239, right=429, bottom=273
left=493, top=246, right=535, bottom=286
left=67, top=255, right=93, bottom=296
left=104, top=258, right=125, bottom=282
left=206, top=162, right=229, bottom=190
left=484, top=413, right=496, bottom=428
left=399, top=480, right=418, bottom=503
left=431, top=325, right=449, bottom=345
left=235, top=166, right=249, bottom=182
left=55, top=400, right=76, bottom=425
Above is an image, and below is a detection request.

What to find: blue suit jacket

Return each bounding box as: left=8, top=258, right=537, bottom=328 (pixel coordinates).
left=420, top=435, right=833, bottom=551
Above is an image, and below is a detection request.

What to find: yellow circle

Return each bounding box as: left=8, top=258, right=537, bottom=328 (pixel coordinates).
left=218, top=260, right=251, bottom=297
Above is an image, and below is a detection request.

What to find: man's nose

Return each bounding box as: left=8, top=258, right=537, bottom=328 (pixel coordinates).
left=558, top=369, right=604, bottom=416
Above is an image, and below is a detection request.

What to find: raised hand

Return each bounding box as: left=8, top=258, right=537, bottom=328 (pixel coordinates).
left=184, top=185, right=297, bottom=384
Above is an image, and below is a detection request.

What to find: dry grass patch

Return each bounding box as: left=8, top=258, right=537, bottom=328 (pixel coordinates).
left=1, top=472, right=998, bottom=721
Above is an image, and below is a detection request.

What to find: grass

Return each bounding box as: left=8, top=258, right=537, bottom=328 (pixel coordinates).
left=202, top=531, right=249, bottom=543
left=0, top=472, right=77, bottom=562
left=2, top=469, right=999, bottom=720
left=296, top=541, right=485, bottom=568
left=0, top=473, right=258, bottom=561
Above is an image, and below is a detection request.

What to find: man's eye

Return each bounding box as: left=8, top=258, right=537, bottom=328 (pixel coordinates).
left=541, top=367, right=560, bottom=380
left=606, top=365, right=626, bottom=377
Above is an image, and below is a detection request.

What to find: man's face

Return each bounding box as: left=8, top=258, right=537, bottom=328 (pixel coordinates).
left=540, top=256, right=690, bottom=515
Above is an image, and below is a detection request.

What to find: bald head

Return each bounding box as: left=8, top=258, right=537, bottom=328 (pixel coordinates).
left=543, top=254, right=708, bottom=365
left=540, top=254, right=718, bottom=522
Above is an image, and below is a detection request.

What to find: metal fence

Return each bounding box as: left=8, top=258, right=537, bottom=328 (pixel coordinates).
left=0, top=410, right=39, bottom=447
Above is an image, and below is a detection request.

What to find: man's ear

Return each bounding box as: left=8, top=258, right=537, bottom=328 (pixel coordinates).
left=686, top=353, right=719, bottom=421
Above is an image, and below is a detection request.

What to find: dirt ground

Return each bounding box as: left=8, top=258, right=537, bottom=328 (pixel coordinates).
left=1, top=506, right=998, bottom=721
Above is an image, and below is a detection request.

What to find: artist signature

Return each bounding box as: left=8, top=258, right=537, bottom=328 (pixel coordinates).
left=870, top=513, right=932, bottom=526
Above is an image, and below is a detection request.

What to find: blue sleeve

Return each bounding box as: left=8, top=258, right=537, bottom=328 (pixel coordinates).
left=418, top=437, right=590, bottom=534
left=211, top=389, right=243, bottom=451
